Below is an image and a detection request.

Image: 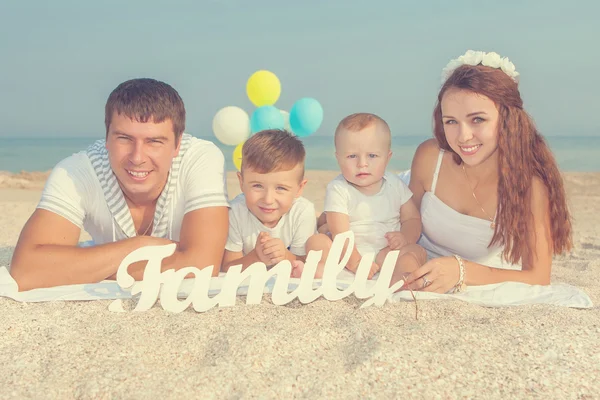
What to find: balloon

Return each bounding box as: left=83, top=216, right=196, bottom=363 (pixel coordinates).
left=250, top=105, right=285, bottom=133
left=212, top=106, right=250, bottom=146
left=246, top=70, right=281, bottom=107
left=289, top=98, right=323, bottom=137
left=279, top=110, right=292, bottom=133
left=233, top=142, right=244, bottom=171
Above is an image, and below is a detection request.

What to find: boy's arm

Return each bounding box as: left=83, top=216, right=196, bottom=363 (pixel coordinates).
left=288, top=200, right=318, bottom=263
left=221, top=199, right=265, bottom=271
left=221, top=249, right=262, bottom=272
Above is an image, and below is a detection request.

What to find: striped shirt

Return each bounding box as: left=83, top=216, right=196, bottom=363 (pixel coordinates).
left=37, top=133, right=229, bottom=244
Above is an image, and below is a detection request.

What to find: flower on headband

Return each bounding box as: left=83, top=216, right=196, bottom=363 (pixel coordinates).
left=482, top=52, right=502, bottom=67
left=499, top=57, right=518, bottom=78
left=462, top=50, right=485, bottom=65
left=441, top=50, right=520, bottom=83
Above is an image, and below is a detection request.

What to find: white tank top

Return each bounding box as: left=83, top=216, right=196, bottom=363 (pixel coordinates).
left=417, top=149, right=520, bottom=270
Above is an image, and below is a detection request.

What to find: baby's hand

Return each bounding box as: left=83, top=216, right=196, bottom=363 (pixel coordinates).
left=385, top=231, right=408, bottom=250
left=261, top=235, right=287, bottom=265
left=368, top=261, right=381, bottom=279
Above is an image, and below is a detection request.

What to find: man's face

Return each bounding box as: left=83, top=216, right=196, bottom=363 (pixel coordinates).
left=105, top=112, right=181, bottom=205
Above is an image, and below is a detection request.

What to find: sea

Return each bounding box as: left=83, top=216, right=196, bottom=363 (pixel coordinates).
left=1, top=135, right=599, bottom=173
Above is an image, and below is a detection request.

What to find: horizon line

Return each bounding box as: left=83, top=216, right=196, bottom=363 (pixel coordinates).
left=1, top=134, right=599, bottom=140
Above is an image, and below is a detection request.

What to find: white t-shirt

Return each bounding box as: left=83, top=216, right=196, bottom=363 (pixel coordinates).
left=37, top=134, right=229, bottom=244
left=323, top=172, right=413, bottom=255
left=225, top=194, right=317, bottom=257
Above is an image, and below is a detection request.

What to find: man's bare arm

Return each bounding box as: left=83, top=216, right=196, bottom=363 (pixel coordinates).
left=177, top=206, right=228, bottom=276
left=9, top=209, right=169, bottom=291
left=127, top=206, right=229, bottom=279
left=10, top=206, right=228, bottom=291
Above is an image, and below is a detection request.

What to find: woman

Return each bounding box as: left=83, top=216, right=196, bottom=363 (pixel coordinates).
left=403, top=50, right=572, bottom=293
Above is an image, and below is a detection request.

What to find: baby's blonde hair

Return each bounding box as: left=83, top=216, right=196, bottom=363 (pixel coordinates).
left=334, top=113, right=391, bottom=148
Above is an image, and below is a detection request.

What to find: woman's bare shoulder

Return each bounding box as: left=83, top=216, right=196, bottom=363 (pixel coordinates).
left=411, top=138, right=441, bottom=179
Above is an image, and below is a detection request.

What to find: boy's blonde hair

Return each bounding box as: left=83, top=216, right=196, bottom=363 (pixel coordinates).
left=334, top=113, right=391, bottom=148
left=242, top=129, right=306, bottom=178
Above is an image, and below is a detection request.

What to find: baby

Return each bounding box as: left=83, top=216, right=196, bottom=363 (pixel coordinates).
left=222, top=129, right=329, bottom=278
left=322, top=113, right=426, bottom=284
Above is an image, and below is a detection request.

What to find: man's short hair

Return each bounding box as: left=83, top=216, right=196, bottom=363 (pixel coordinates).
left=242, top=129, right=306, bottom=178
left=105, top=78, right=186, bottom=142
left=334, top=112, right=391, bottom=147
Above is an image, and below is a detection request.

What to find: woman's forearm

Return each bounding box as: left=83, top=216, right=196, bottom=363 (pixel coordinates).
left=464, top=259, right=551, bottom=286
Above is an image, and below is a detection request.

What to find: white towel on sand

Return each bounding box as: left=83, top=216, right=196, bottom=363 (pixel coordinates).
left=0, top=266, right=593, bottom=309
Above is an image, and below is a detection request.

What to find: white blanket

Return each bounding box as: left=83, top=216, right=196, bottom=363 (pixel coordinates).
left=0, top=266, right=593, bottom=309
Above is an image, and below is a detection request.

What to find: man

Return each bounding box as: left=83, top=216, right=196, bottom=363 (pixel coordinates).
left=10, top=78, right=229, bottom=291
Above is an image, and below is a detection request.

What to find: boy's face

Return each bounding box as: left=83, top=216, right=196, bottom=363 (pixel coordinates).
left=238, top=163, right=308, bottom=228
left=335, top=124, right=392, bottom=194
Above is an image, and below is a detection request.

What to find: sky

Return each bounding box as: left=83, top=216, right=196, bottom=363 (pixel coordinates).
left=0, top=0, right=599, bottom=138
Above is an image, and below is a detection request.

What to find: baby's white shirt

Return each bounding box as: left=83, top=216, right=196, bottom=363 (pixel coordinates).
left=323, top=172, right=413, bottom=255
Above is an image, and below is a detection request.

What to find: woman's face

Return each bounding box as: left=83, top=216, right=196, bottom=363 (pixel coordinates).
left=440, top=88, right=500, bottom=167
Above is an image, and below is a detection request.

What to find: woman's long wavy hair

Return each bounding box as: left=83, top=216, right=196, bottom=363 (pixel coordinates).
left=433, top=64, right=572, bottom=265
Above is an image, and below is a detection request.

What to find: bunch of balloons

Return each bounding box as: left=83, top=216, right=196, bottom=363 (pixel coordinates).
left=212, top=70, right=323, bottom=171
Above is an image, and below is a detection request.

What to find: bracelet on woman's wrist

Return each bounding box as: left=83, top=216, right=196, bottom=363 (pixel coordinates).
left=452, top=254, right=466, bottom=293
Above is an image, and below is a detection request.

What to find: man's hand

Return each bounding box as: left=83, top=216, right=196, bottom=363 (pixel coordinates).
left=385, top=231, right=408, bottom=250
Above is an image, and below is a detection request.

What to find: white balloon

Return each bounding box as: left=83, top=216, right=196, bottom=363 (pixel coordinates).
left=212, top=106, right=251, bottom=146
left=279, top=109, right=292, bottom=133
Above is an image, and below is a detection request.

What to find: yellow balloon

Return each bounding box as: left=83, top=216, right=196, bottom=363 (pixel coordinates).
left=233, top=142, right=244, bottom=171
left=246, top=70, right=281, bottom=107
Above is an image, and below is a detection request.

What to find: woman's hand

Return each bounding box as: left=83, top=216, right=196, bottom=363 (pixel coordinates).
left=403, top=256, right=461, bottom=293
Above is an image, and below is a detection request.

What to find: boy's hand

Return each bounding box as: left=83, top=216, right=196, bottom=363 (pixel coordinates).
left=385, top=231, right=408, bottom=250
left=254, top=232, right=272, bottom=265
left=261, top=234, right=287, bottom=265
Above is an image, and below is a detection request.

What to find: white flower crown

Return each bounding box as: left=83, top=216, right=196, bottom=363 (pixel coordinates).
left=441, top=50, right=520, bottom=83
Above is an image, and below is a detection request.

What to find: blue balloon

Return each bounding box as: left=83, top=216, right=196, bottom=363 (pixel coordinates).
left=289, top=98, right=323, bottom=137
left=250, top=105, right=285, bottom=134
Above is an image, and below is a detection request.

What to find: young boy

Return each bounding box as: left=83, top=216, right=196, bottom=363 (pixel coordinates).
left=222, top=129, right=329, bottom=278
left=322, top=113, right=426, bottom=284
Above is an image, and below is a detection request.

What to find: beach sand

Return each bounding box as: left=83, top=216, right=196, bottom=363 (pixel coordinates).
left=1, top=170, right=599, bottom=399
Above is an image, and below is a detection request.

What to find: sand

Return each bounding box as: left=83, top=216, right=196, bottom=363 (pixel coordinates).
left=1, top=170, right=599, bottom=399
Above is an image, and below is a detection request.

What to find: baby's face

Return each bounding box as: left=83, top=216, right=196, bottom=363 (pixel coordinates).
left=335, top=124, right=391, bottom=194
left=238, top=163, right=307, bottom=228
